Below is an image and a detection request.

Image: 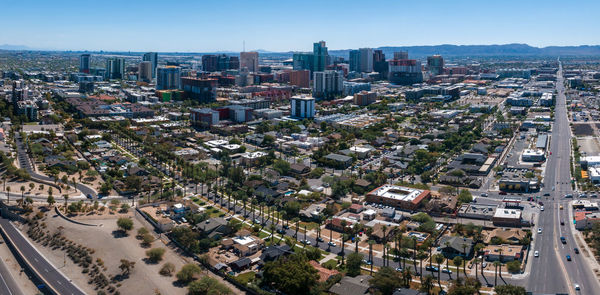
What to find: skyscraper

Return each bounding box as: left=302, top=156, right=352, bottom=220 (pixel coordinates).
left=313, top=70, right=343, bottom=99
left=80, top=54, right=90, bottom=74
left=156, top=66, right=181, bottom=90
left=138, top=61, right=152, bottom=83
left=359, top=48, right=374, bottom=72
left=240, top=51, right=259, bottom=72
left=349, top=50, right=360, bottom=72
left=373, top=50, right=388, bottom=78
left=293, top=52, right=313, bottom=71
left=105, top=57, right=125, bottom=80
left=313, top=41, right=328, bottom=72
left=394, top=51, right=409, bottom=60
left=202, top=54, right=238, bottom=72
left=427, top=55, right=444, bottom=76
left=143, top=52, right=158, bottom=78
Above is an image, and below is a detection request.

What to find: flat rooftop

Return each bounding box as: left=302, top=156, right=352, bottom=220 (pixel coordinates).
left=369, top=185, right=424, bottom=202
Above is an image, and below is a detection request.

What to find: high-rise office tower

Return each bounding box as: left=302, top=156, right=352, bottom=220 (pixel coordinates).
left=373, top=50, right=388, bottom=78
left=359, top=48, right=374, bottom=72
left=105, top=57, right=125, bottom=80
left=313, top=41, right=328, bottom=72
left=427, top=55, right=444, bottom=76
left=293, top=52, right=313, bottom=71
left=313, top=70, right=343, bottom=99
left=240, top=51, right=259, bottom=72
left=156, top=66, right=181, bottom=90
left=394, top=51, right=409, bottom=60
left=138, top=61, right=152, bottom=83
left=80, top=54, right=90, bottom=74
left=349, top=50, right=360, bottom=72
left=143, top=52, right=158, bottom=78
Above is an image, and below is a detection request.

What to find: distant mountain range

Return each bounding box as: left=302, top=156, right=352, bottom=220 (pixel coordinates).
left=328, top=44, right=600, bottom=58
left=2, top=43, right=600, bottom=57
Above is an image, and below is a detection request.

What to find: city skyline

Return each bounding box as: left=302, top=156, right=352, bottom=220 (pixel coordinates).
left=1, top=0, right=599, bottom=52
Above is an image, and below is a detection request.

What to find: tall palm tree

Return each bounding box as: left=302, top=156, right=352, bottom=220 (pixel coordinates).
left=417, top=251, right=428, bottom=280
left=63, top=194, right=69, bottom=213
left=461, top=243, right=468, bottom=276
left=453, top=256, right=463, bottom=281
left=473, top=257, right=480, bottom=281
left=494, top=261, right=501, bottom=286
left=20, top=185, right=25, bottom=206
left=420, top=274, right=435, bottom=295
left=6, top=186, right=10, bottom=205
left=382, top=225, right=388, bottom=267
left=341, top=234, right=347, bottom=265
left=434, top=254, right=444, bottom=285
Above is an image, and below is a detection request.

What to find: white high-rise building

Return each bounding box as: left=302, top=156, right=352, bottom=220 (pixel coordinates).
left=291, top=95, right=315, bottom=118
left=313, top=70, right=343, bottom=99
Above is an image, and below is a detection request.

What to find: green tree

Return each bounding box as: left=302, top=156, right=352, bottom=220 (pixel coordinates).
left=46, top=195, right=55, bottom=207
left=146, top=248, right=166, bottom=263
left=506, top=260, right=521, bottom=273
left=159, top=262, right=176, bottom=276
left=457, top=189, right=473, bottom=204
left=176, top=263, right=202, bottom=283
left=369, top=267, right=401, bottom=295
left=261, top=254, right=318, bottom=295
left=494, top=284, right=527, bottom=295
left=346, top=252, right=364, bottom=277
left=117, top=217, right=134, bottom=233
left=188, top=276, right=232, bottom=295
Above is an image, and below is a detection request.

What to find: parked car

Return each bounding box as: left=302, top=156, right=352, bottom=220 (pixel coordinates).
left=534, top=251, right=539, bottom=257
left=442, top=268, right=452, bottom=274
left=426, top=266, right=439, bottom=272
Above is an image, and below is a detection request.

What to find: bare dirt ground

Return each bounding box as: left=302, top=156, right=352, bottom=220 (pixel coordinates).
left=0, top=234, right=39, bottom=294
left=22, top=209, right=190, bottom=295
left=578, top=137, right=600, bottom=156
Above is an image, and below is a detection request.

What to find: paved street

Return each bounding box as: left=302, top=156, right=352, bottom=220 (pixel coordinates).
left=0, top=257, right=24, bottom=295
left=0, top=218, right=85, bottom=295
left=525, top=61, right=600, bottom=294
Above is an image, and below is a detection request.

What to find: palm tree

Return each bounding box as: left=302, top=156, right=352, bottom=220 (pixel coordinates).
left=5, top=186, right=10, bottom=205
left=420, top=274, right=435, bottom=295
left=417, top=250, right=428, bottom=280
left=341, top=234, right=347, bottom=265
left=453, top=256, right=463, bottom=281
left=402, top=266, right=413, bottom=288
left=461, top=243, right=468, bottom=276
left=20, top=185, right=25, bottom=206
left=382, top=225, right=388, bottom=266
left=63, top=194, right=69, bottom=213
left=494, top=261, right=501, bottom=286
left=434, top=254, right=444, bottom=285
left=473, top=257, right=480, bottom=280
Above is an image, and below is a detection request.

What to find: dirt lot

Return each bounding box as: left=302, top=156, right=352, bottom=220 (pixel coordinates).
left=572, top=123, right=595, bottom=136
left=24, top=209, right=190, bottom=295
left=577, top=137, right=600, bottom=156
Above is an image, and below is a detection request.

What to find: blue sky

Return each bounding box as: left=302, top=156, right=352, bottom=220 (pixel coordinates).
left=1, top=0, right=599, bottom=52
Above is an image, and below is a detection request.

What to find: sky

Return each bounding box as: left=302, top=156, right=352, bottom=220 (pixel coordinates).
left=1, top=0, right=599, bottom=52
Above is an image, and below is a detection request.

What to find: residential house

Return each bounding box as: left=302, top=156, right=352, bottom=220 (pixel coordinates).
left=438, top=236, right=474, bottom=259
left=483, top=244, right=524, bottom=262
left=328, top=275, right=371, bottom=295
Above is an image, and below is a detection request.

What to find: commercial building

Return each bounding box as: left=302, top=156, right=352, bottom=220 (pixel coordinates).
left=349, top=50, right=360, bottom=72
left=290, top=70, right=310, bottom=88
left=313, top=41, right=328, bottom=72
left=427, top=55, right=444, bottom=76
left=290, top=95, right=315, bottom=118
left=388, top=59, right=423, bottom=85
left=190, top=108, right=219, bottom=128
left=365, top=185, right=431, bottom=210
left=373, top=50, right=388, bottom=78
left=343, top=81, right=371, bottom=96
left=80, top=54, right=90, bottom=74
left=105, top=57, right=125, bottom=80
left=142, top=52, right=158, bottom=78
left=202, top=54, right=238, bottom=72
left=483, top=244, right=524, bottom=262
left=181, top=77, right=217, bottom=103
left=240, top=51, right=259, bottom=72
left=353, top=91, right=377, bottom=106
left=492, top=209, right=522, bottom=227
left=156, top=66, right=181, bottom=90
left=313, top=70, right=343, bottom=99
left=521, top=149, right=545, bottom=162
left=349, top=48, right=374, bottom=73
left=138, top=61, right=152, bottom=83
left=16, top=100, right=38, bottom=121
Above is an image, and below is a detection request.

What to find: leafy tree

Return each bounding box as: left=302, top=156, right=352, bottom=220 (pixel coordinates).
left=506, top=260, right=521, bottom=273
left=457, top=189, right=473, bottom=204
left=494, top=284, right=527, bottom=295
left=188, top=276, right=232, bottom=295
left=117, top=217, right=134, bottom=233
left=273, top=159, right=291, bottom=176
left=146, top=248, right=166, bottom=263
left=346, top=252, right=363, bottom=277
left=176, top=263, right=202, bottom=283
left=261, top=254, right=318, bottom=295
left=46, top=195, right=55, bottom=207
left=119, top=259, right=135, bottom=275
left=159, top=262, right=176, bottom=276
left=369, top=267, right=401, bottom=295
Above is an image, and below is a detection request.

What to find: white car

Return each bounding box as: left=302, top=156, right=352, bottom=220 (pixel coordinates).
left=574, top=283, right=580, bottom=291
left=538, top=228, right=542, bottom=234
left=534, top=251, right=539, bottom=257
left=541, top=206, right=545, bottom=211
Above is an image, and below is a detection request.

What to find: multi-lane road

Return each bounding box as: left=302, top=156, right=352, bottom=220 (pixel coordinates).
left=0, top=217, right=85, bottom=295
left=525, top=61, right=599, bottom=294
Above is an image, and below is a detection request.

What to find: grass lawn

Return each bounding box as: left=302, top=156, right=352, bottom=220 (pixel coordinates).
left=299, top=221, right=320, bottom=231
left=322, top=259, right=338, bottom=270
left=235, top=271, right=256, bottom=285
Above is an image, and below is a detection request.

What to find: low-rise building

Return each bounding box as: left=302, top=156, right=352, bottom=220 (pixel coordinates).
left=365, top=185, right=431, bottom=210
left=492, top=209, right=522, bottom=227
left=483, top=244, right=524, bottom=262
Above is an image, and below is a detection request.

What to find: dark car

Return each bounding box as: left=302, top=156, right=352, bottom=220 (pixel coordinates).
left=574, top=248, right=580, bottom=254
left=560, top=237, right=566, bottom=244
left=566, top=255, right=572, bottom=261
left=426, top=266, right=439, bottom=272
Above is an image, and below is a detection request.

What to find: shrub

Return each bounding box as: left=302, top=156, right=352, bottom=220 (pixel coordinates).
left=146, top=248, right=166, bottom=263
left=159, top=262, right=175, bottom=276
left=176, top=264, right=201, bottom=283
